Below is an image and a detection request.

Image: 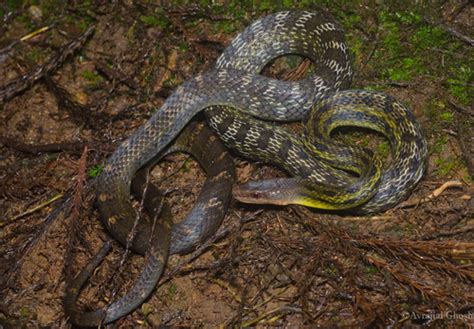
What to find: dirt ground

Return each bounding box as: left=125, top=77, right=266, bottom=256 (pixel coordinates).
left=0, top=1, right=473, bottom=328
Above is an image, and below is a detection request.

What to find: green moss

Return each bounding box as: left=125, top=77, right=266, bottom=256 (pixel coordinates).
left=404, top=222, right=415, bottom=234
left=178, top=40, right=189, bottom=53
left=162, top=75, right=180, bottom=88
left=257, top=0, right=273, bottom=12
left=364, top=264, right=379, bottom=274
left=6, top=0, right=23, bottom=11
left=347, top=13, right=362, bottom=25
left=81, top=70, right=103, bottom=87
left=375, top=9, right=456, bottom=83
left=17, top=13, right=35, bottom=29
left=430, top=136, right=448, bottom=154
left=88, top=164, right=104, bottom=178
left=349, top=35, right=365, bottom=63
left=393, top=11, right=422, bottom=25
left=140, top=10, right=170, bottom=29
left=179, top=157, right=192, bottom=173
left=385, top=57, right=424, bottom=81
left=212, top=20, right=238, bottom=33
left=447, top=65, right=472, bottom=105
left=24, top=48, right=43, bottom=64
left=381, top=21, right=401, bottom=57
left=126, top=21, right=137, bottom=41
left=363, top=85, right=382, bottom=91
left=18, top=307, right=30, bottom=318
left=435, top=157, right=461, bottom=177
left=377, top=140, right=390, bottom=159
left=167, top=283, right=178, bottom=299
left=77, top=17, right=94, bottom=32
left=379, top=9, right=422, bottom=26
left=439, top=110, right=454, bottom=123
left=140, top=15, right=161, bottom=27
left=322, top=263, right=338, bottom=276
left=411, top=26, right=447, bottom=50
left=282, top=0, right=294, bottom=8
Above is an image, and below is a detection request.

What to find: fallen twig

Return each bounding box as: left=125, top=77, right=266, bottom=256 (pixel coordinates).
left=21, top=25, right=54, bottom=42
left=0, top=25, right=54, bottom=62
left=4, top=193, right=63, bottom=225
left=62, top=146, right=89, bottom=282
left=0, top=136, right=91, bottom=155
left=396, top=180, right=464, bottom=209
left=439, top=23, right=474, bottom=47
left=0, top=190, right=73, bottom=290
left=423, top=15, right=473, bottom=47
left=0, top=26, right=95, bottom=103
left=94, top=60, right=140, bottom=90
left=447, top=1, right=471, bottom=22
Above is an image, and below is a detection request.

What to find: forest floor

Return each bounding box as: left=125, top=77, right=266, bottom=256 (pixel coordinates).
left=0, top=1, right=473, bottom=328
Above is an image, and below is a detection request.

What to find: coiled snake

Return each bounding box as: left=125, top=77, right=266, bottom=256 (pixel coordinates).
left=65, top=9, right=427, bottom=325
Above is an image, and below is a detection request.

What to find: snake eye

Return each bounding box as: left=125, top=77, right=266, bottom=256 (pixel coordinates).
left=252, top=191, right=261, bottom=199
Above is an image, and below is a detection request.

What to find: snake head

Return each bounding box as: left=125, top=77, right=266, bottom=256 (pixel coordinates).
left=232, top=178, right=302, bottom=206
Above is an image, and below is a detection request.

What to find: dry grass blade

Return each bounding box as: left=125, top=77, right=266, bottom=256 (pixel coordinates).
left=0, top=26, right=95, bottom=103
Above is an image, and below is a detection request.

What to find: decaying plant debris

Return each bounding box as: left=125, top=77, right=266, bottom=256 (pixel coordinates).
left=0, top=2, right=472, bottom=328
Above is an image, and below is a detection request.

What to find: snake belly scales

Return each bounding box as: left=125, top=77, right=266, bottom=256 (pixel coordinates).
left=64, top=9, right=428, bottom=325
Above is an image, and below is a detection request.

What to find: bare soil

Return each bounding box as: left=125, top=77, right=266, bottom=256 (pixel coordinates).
left=0, top=2, right=472, bottom=328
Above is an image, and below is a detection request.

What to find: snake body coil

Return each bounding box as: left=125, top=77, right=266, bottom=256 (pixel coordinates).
left=66, top=9, right=427, bottom=325
left=65, top=122, right=235, bottom=326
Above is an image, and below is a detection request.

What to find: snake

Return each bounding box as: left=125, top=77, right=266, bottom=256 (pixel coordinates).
left=65, top=9, right=427, bottom=325
left=64, top=121, right=235, bottom=326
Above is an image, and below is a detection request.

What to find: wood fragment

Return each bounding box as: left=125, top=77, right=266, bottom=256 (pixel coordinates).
left=447, top=0, right=470, bottom=22
left=0, top=26, right=95, bottom=103
left=20, top=25, right=53, bottom=42
left=440, top=23, right=474, bottom=47
left=396, top=180, right=463, bottom=209
left=0, top=136, right=91, bottom=155
left=94, top=60, right=140, bottom=90
left=4, top=193, right=63, bottom=224
left=62, top=146, right=89, bottom=281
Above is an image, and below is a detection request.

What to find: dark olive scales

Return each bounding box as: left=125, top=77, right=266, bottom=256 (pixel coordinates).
left=66, top=9, right=427, bottom=326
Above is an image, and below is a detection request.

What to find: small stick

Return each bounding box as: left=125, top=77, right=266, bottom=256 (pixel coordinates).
left=431, top=180, right=464, bottom=198
left=4, top=193, right=63, bottom=224
left=0, top=136, right=90, bottom=155
left=20, top=25, right=53, bottom=42
left=440, top=23, right=474, bottom=47
left=396, top=180, right=463, bottom=209
left=0, top=25, right=53, bottom=57
left=61, top=146, right=89, bottom=282
left=0, top=26, right=95, bottom=103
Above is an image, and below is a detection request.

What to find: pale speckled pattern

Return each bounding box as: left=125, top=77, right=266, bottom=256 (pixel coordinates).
left=206, top=89, right=427, bottom=212
left=98, top=9, right=426, bottom=217
left=99, top=10, right=352, bottom=188
left=76, top=9, right=428, bottom=325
